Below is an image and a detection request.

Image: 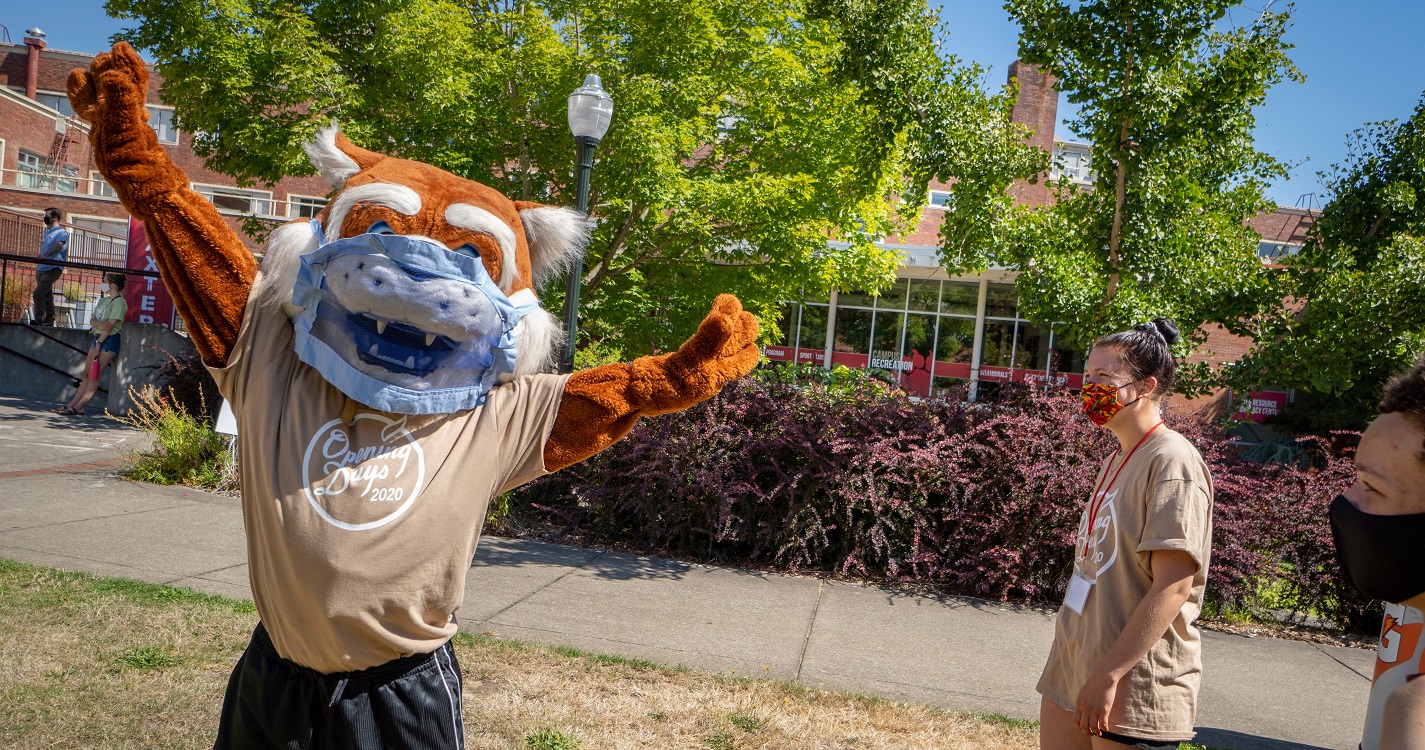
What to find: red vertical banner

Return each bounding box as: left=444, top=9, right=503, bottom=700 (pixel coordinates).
left=123, top=217, right=176, bottom=327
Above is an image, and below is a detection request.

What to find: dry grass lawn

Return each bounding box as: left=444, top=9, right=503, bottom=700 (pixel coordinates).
left=0, top=558, right=1044, bottom=749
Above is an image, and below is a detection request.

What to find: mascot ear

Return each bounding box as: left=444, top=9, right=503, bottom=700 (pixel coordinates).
left=303, top=124, right=384, bottom=188
left=514, top=202, right=594, bottom=288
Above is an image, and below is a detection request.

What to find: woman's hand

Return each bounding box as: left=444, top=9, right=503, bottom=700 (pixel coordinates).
left=1073, top=666, right=1120, bottom=735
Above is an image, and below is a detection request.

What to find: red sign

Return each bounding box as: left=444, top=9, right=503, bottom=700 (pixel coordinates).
left=1232, top=390, right=1288, bottom=423
left=123, top=218, right=176, bottom=327
left=762, top=346, right=793, bottom=362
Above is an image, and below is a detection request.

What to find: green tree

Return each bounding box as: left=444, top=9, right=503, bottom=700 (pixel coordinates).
left=107, top=0, right=1031, bottom=355
left=941, top=0, right=1300, bottom=365
left=1220, top=96, right=1425, bottom=431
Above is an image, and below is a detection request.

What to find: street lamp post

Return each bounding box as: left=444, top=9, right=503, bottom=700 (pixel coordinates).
left=560, top=74, right=614, bottom=374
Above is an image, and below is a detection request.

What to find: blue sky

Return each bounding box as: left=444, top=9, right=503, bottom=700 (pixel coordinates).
left=9, top=0, right=1424, bottom=207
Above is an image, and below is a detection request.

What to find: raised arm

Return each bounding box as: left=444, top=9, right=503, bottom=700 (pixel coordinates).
left=67, top=42, right=256, bottom=367
left=543, top=294, right=761, bottom=471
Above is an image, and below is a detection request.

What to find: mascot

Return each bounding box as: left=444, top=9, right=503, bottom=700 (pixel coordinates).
left=69, top=43, right=760, bottom=749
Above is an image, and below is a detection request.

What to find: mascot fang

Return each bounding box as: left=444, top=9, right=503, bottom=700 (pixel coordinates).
left=70, top=42, right=760, bottom=750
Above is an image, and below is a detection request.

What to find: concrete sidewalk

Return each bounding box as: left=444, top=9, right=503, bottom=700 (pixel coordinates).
left=0, top=395, right=1373, bottom=750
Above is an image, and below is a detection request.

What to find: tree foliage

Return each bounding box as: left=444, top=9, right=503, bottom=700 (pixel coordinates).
left=108, top=0, right=1034, bottom=355
left=1219, top=96, right=1425, bottom=427
left=946, top=0, right=1300, bottom=362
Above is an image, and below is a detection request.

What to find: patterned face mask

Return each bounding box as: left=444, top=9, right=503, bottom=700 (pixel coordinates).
left=289, top=219, right=542, bottom=415
left=1080, top=381, right=1141, bottom=426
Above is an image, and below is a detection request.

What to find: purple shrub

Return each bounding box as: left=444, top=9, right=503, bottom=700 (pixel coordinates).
left=514, top=377, right=1371, bottom=630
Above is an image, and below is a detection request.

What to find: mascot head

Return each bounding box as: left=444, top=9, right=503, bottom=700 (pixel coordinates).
left=257, top=126, right=592, bottom=415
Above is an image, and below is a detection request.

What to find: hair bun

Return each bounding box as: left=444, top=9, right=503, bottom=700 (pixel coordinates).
left=1151, top=317, right=1180, bottom=346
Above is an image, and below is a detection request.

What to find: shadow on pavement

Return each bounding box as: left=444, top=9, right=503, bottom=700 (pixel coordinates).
left=1193, top=727, right=1333, bottom=750
left=476, top=536, right=792, bottom=583
left=0, top=395, right=135, bottom=434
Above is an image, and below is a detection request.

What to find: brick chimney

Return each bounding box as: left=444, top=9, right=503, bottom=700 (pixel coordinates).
left=1007, top=60, right=1059, bottom=152
left=1007, top=60, right=1060, bottom=207
left=23, top=33, right=47, bottom=100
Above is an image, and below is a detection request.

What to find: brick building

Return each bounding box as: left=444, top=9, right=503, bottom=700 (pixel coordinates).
left=763, top=60, right=1316, bottom=413
left=0, top=30, right=330, bottom=255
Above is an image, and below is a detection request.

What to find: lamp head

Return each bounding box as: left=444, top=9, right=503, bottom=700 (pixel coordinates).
left=567, top=74, right=614, bottom=142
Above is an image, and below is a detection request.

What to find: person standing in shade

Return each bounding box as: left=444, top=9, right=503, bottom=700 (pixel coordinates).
left=1329, top=356, right=1425, bottom=750
left=1038, top=319, right=1215, bottom=749
left=32, top=208, right=69, bottom=327
left=56, top=273, right=126, bottom=416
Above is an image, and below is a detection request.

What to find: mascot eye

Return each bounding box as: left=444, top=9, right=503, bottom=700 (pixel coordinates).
left=451, top=244, right=480, bottom=261
left=367, top=221, right=395, bottom=235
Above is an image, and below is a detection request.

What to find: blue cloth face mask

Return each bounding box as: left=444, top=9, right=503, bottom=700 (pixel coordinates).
left=290, top=219, right=541, bottom=415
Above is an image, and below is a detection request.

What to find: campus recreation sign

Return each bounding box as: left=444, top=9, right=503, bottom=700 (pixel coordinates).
left=1231, top=390, right=1289, bottom=423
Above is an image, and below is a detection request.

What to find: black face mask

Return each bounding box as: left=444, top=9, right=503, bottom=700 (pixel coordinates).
left=1329, top=494, right=1425, bottom=605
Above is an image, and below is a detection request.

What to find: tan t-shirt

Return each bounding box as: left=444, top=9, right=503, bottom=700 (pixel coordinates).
left=209, top=286, right=568, bottom=674
left=1037, top=427, right=1214, bottom=741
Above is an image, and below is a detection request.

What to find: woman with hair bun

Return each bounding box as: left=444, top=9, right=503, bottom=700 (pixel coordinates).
left=1036, top=318, right=1216, bottom=749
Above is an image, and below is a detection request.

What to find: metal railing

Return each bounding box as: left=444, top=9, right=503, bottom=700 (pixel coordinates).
left=0, top=252, right=176, bottom=331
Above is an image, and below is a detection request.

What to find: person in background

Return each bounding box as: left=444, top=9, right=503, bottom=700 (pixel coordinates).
left=32, top=208, right=69, bottom=327
left=1331, top=357, right=1425, bottom=750
left=55, top=273, right=127, bottom=416
left=1037, top=318, right=1215, bottom=750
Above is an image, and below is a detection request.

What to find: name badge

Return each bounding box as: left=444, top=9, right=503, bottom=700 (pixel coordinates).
left=1064, top=572, right=1094, bottom=615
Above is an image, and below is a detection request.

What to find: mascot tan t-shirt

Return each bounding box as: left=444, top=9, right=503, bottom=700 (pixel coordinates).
left=209, top=288, right=568, bottom=674
left=1037, top=427, right=1214, bottom=741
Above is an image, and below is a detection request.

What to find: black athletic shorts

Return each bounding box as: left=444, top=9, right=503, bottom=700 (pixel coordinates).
left=1099, top=730, right=1185, bottom=749
left=214, top=622, right=465, bottom=750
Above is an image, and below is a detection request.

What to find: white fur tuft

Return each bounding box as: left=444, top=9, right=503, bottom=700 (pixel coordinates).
left=518, top=206, right=594, bottom=288
left=511, top=292, right=564, bottom=377
left=303, top=125, right=363, bottom=188
left=324, top=183, right=423, bottom=242
left=254, top=220, right=321, bottom=318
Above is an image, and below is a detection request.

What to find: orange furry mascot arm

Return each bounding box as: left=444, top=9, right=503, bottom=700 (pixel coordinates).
left=543, top=294, right=760, bottom=472
left=67, top=43, right=256, bottom=367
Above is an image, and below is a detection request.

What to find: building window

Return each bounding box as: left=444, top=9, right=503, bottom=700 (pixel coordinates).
left=56, top=164, right=79, bottom=193
left=90, top=171, right=118, bottom=198
left=17, top=150, right=45, bottom=188
left=15, top=150, right=77, bottom=192
left=35, top=91, right=76, bottom=117
left=193, top=183, right=274, bottom=215
left=797, top=304, right=828, bottom=352
left=1257, top=241, right=1300, bottom=260
left=928, top=190, right=953, bottom=210
left=147, top=106, right=180, bottom=144
left=288, top=195, right=329, bottom=219
left=1052, top=142, right=1094, bottom=184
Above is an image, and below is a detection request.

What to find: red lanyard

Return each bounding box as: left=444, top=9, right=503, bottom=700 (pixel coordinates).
left=1085, top=421, right=1164, bottom=539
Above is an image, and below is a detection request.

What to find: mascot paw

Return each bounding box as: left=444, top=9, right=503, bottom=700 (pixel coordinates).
left=670, top=294, right=761, bottom=388
left=67, top=42, right=149, bottom=126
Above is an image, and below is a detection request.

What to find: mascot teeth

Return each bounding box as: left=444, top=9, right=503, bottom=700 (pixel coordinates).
left=375, top=320, right=388, bottom=334
left=425, top=333, right=437, bottom=346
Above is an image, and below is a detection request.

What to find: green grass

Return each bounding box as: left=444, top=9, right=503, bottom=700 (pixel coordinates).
left=728, top=709, right=767, bottom=732
left=116, top=645, right=182, bottom=670
left=524, top=727, right=584, bottom=750
left=967, top=712, right=1039, bottom=731
left=0, top=557, right=1047, bottom=749
left=703, top=730, right=736, bottom=749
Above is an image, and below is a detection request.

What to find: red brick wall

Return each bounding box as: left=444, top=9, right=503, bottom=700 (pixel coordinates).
left=1005, top=60, right=1059, bottom=209
left=0, top=94, right=92, bottom=177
